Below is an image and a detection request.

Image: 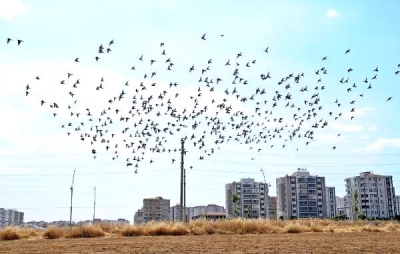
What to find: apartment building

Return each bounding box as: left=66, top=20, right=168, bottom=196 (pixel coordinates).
left=345, top=171, right=396, bottom=219
left=0, top=208, right=24, bottom=228
left=134, top=196, right=170, bottom=224
left=395, top=196, right=400, bottom=216
left=335, top=196, right=350, bottom=218
left=169, top=205, right=194, bottom=222
left=276, top=169, right=332, bottom=219
left=225, top=178, right=269, bottom=219
left=326, top=187, right=336, bottom=218
left=268, top=196, right=277, bottom=219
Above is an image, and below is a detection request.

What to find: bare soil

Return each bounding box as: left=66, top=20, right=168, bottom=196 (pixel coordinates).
left=1, top=232, right=399, bottom=254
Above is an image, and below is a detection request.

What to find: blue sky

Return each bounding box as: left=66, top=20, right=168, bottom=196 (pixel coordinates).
left=0, top=0, right=400, bottom=223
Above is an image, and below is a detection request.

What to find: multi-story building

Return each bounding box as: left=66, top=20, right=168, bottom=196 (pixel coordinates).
left=134, top=209, right=144, bottom=224
left=0, top=208, right=24, bottom=228
left=395, top=196, right=400, bottom=216
left=276, top=169, right=332, bottom=219
left=268, top=196, right=277, bottom=219
left=345, top=171, right=396, bottom=219
left=225, top=178, right=269, bottom=219
left=169, top=205, right=194, bottom=222
left=335, top=196, right=350, bottom=218
left=170, top=204, right=225, bottom=221
left=326, top=187, right=336, bottom=218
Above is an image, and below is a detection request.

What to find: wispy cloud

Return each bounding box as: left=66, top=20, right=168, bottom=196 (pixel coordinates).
left=326, top=8, right=339, bottom=18
left=0, top=0, right=27, bottom=20
left=367, top=138, right=400, bottom=151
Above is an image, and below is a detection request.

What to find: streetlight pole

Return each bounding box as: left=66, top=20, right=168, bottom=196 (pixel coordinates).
left=69, top=169, right=76, bottom=226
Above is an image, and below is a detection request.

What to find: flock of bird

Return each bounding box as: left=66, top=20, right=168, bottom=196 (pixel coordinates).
left=5, top=34, right=398, bottom=173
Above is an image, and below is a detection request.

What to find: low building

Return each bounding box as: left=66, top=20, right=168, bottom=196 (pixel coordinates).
left=192, top=212, right=226, bottom=221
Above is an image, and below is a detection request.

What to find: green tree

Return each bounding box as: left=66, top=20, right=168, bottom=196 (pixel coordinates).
left=354, top=191, right=359, bottom=219
left=232, top=193, right=240, bottom=217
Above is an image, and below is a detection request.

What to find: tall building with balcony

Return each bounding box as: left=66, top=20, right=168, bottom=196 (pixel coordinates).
left=345, top=172, right=396, bottom=219
left=0, top=208, right=24, bottom=228
left=225, top=178, right=269, bottom=219
left=276, top=169, right=332, bottom=219
left=134, top=196, right=170, bottom=224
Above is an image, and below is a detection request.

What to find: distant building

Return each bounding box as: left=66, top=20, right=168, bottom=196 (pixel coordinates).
left=170, top=205, right=193, bottom=222
left=0, top=208, right=24, bottom=228
left=134, top=196, right=170, bottom=224
left=326, top=187, right=336, bottom=218
left=345, top=171, right=396, bottom=219
left=335, top=196, right=350, bottom=218
left=225, top=178, right=269, bottom=219
left=170, top=204, right=225, bottom=222
left=268, top=196, right=277, bottom=219
left=396, top=196, right=400, bottom=216
left=192, top=212, right=226, bottom=221
left=276, top=169, right=332, bottom=219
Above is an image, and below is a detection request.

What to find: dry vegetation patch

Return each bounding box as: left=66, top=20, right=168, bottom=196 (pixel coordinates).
left=1, top=219, right=400, bottom=241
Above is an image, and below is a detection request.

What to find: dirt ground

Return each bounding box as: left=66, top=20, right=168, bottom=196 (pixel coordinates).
left=1, top=232, right=399, bottom=254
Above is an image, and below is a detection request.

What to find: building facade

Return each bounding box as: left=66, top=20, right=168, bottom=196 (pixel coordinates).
left=395, top=196, right=400, bottom=216
left=325, top=187, right=336, bottom=218
left=345, top=172, right=396, bottom=219
left=225, top=178, right=269, bottom=219
left=169, top=205, right=194, bottom=222
left=268, top=196, right=277, bottom=219
left=134, top=196, right=170, bottom=224
left=276, top=169, right=331, bottom=219
left=0, top=208, right=24, bottom=228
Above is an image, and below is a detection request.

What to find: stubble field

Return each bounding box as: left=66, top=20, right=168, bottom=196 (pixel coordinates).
left=2, top=233, right=400, bottom=253
left=2, top=219, right=400, bottom=253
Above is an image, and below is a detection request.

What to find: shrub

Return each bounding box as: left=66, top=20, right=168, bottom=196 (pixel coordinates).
left=65, top=225, right=105, bottom=238
left=42, top=227, right=64, bottom=239
left=0, top=227, right=21, bottom=241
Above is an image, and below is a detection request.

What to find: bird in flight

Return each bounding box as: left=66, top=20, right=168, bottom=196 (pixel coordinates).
left=345, top=49, right=350, bottom=54
left=17, top=39, right=24, bottom=46
left=201, top=33, right=206, bottom=40
left=7, top=38, right=12, bottom=44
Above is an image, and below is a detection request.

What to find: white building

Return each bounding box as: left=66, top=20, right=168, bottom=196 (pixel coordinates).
left=336, top=196, right=350, bottom=218
left=345, top=171, right=396, bottom=219
left=169, top=205, right=194, bottom=222
left=0, top=208, right=24, bottom=228
left=276, top=169, right=333, bottom=219
left=268, top=196, right=277, bottom=219
left=225, top=178, right=269, bottom=219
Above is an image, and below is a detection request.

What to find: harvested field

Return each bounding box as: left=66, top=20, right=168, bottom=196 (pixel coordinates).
left=1, top=232, right=400, bottom=253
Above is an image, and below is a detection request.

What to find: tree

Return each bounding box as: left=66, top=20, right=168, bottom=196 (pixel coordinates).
left=353, top=191, right=359, bottom=219
left=246, top=204, right=252, bottom=218
left=232, top=193, right=240, bottom=218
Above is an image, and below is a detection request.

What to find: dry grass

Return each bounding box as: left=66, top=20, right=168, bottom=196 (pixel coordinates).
left=64, top=225, right=105, bottom=238
left=1, top=219, right=400, bottom=241
left=0, top=228, right=21, bottom=241
left=42, top=226, right=64, bottom=239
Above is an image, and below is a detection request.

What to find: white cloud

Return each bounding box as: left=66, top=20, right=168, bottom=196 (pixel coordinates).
left=342, top=107, right=373, bottom=119
left=326, top=8, right=339, bottom=18
left=0, top=0, right=27, bottom=20
left=331, top=121, right=364, bottom=133
left=368, top=125, right=378, bottom=131
left=367, top=138, right=400, bottom=151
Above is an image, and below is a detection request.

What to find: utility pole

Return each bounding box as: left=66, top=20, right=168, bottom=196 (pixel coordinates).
left=93, top=186, right=96, bottom=223
left=180, top=139, right=184, bottom=222
left=69, top=169, right=76, bottom=226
